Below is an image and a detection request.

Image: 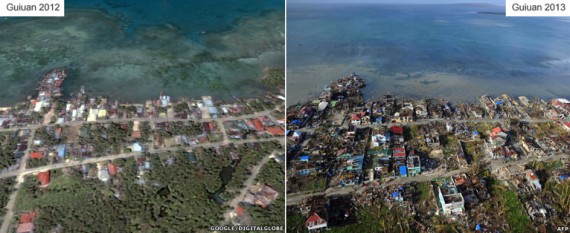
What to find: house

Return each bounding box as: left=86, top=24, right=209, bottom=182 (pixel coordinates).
left=306, top=213, right=327, bottom=231
left=393, top=147, right=406, bottom=160
left=407, top=155, right=421, bottom=176
left=108, top=163, right=118, bottom=176
left=54, top=127, right=62, bottom=139
left=390, top=126, right=404, bottom=135
left=98, top=166, right=110, bottom=182
left=371, top=134, right=387, bottom=148
left=436, top=177, right=465, bottom=216
left=131, top=142, right=143, bottom=152
left=525, top=169, right=542, bottom=190
left=29, top=152, right=44, bottom=159
left=87, top=108, right=98, bottom=122
left=351, top=113, right=362, bottom=125
left=490, top=127, right=505, bottom=137
left=231, top=205, right=246, bottom=219
left=37, top=171, right=51, bottom=187
left=17, top=211, right=37, bottom=233
left=98, top=109, right=107, bottom=119
left=265, top=126, right=285, bottom=136
left=132, top=121, right=141, bottom=139
left=56, top=144, right=66, bottom=159
left=251, top=119, right=264, bottom=131
left=399, top=165, right=408, bottom=177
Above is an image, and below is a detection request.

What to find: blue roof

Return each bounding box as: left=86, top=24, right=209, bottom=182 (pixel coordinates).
left=476, top=224, right=481, bottom=231
left=350, top=155, right=365, bottom=171
left=473, top=131, right=479, bottom=135
left=496, top=100, right=503, bottom=105
left=399, top=166, right=407, bottom=175
left=392, top=191, right=399, bottom=197
left=57, top=144, right=66, bottom=158
left=300, top=156, right=309, bottom=161
left=291, top=120, right=301, bottom=124
left=297, top=169, right=311, bottom=175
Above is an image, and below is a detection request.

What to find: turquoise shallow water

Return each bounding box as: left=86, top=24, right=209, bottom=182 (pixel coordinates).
left=0, top=0, right=284, bottom=105
left=287, top=3, right=570, bottom=104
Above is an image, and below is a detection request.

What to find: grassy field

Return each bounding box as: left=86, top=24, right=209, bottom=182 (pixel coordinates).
left=496, top=188, right=534, bottom=233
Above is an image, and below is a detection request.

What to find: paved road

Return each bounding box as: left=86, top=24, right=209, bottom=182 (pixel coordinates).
left=0, top=138, right=281, bottom=180
left=221, top=151, right=279, bottom=225
left=0, top=109, right=278, bottom=133
left=286, top=153, right=568, bottom=206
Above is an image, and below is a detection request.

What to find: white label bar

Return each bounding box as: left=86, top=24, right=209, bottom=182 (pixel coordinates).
left=506, top=0, right=570, bottom=16
left=0, top=0, right=64, bottom=17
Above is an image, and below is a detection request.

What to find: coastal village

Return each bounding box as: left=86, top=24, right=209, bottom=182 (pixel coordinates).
left=287, top=74, right=570, bottom=232
left=0, top=68, right=286, bottom=232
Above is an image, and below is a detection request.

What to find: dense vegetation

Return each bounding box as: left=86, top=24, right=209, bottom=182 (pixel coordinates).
left=0, top=132, right=18, bottom=170
left=26, top=157, right=50, bottom=169
left=0, top=178, right=16, bottom=217
left=34, top=126, right=65, bottom=147
left=79, top=123, right=129, bottom=155
left=153, top=121, right=203, bottom=138
left=286, top=210, right=306, bottom=233
left=13, top=142, right=283, bottom=232
left=495, top=188, right=533, bottom=233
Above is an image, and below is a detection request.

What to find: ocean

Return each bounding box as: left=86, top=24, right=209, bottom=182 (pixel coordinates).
left=287, top=3, right=570, bottom=104
left=0, top=0, right=284, bottom=105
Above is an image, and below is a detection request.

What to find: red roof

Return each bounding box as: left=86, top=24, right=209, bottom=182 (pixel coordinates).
left=265, top=126, right=285, bottom=136
left=234, top=205, right=245, bottom=216
left=351, top=114, right=362, bottom=121
left=208, top=122, right=216, bottom=130
left=390, top=126, right=404, bottom=135
left=108, top=163, right=118, bottom=176
left=306, top=213, right=326, bottom=225
left=131, top=130, right=142, bottom=138
left=37, top=171, right=50, bottom=186
left=19, top=212, right=37, bottom=223
left=198, top=135, right=209, bottom=143
left=17, top=222, right=34, bottom=233
left=491, top=127, right=504, bottom=136
left=29, top=152, right=43, bottom=159
left=252, top=119, right=264, bottom=131
left=393, top=147, right=406, bottom=157
left=563, top=122, right=570, bottom=128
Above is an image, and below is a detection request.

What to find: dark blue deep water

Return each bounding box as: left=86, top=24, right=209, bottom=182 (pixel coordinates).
left=287, top=3, right=570, bottom=103
left=67, top=0, right=283, bottom=40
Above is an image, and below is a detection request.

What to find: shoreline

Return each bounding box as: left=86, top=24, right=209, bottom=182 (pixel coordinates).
left=0, top=67, right=285, bottom=129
